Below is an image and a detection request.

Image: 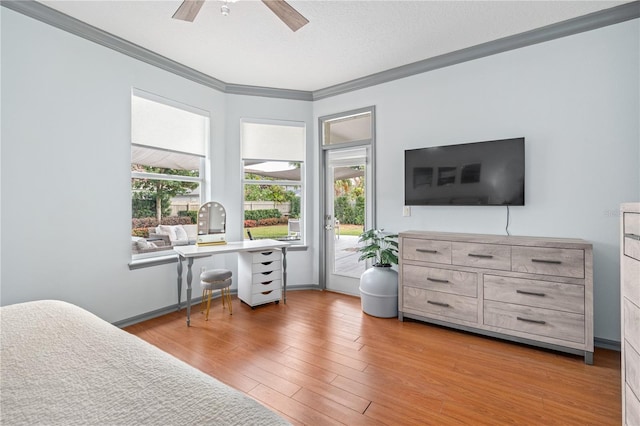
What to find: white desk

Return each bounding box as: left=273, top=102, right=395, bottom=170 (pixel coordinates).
left=174, top=239, right=290, bottom=326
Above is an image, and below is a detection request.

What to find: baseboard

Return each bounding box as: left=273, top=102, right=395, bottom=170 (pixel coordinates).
left=594, top=337, right=621, bottom=352
left=113, top=286, right=322, bottom=328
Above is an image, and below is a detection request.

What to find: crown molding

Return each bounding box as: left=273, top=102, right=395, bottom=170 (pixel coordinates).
left=313, top=1, right=640, bottom=100
left=3, top=0, right=638, bottom=102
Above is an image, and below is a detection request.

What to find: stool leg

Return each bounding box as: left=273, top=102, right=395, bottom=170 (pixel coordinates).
left=205, top=289, right=212, bottom=321
left=201, top=289, right=206, bottom=313
left=226, top=287, right=233, bottom=315
left=220, top=288, right=226, bottom=310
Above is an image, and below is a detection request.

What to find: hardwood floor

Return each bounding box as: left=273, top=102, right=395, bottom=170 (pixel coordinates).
left=125, top=290, right=621, bottom=425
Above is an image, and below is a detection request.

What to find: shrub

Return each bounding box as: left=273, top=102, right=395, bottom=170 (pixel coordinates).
left=244, top=209, right=281, bottom=221
left=131, top=216, right=193, bottom=231
left=178, top=210, right=197, bottom=224
left=257, top=217, right=280, bottom=226
left=244, top=220, right=257, bottom=228
left=132, top=228, right=149, bottom=238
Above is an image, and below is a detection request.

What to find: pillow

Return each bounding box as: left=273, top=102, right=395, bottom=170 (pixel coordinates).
left=157, top=225, right=178, bottom=242
left=174, top=225, right=188, bottom=242
left=136, top=240, right=158, bottom=250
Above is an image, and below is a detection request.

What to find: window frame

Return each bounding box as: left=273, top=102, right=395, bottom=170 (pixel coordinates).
left=240, top=119, right=306, bottom=245
left=130, top=89, right=210, bottom=263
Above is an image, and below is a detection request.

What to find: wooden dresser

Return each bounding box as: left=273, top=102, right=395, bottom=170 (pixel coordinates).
left=399, top=231, right=594, bottom=363
left=238, top=249, right=283, bottom=308
left=621, top=203, right=640, bottom=425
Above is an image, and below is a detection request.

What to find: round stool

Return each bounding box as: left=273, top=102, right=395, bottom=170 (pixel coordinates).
left=200, top=269, right=233, bottom=320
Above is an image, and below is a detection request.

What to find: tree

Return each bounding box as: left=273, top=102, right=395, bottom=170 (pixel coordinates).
left=131, top=165, right=199, bottom=222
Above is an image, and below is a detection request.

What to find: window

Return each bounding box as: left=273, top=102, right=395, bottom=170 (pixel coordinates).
left=130, top=90, right=209, bottom=258
left=241, top=120, right=305, bottom=243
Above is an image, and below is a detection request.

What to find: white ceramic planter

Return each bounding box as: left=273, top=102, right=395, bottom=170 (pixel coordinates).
left=359, top=265, right=398, bottom=318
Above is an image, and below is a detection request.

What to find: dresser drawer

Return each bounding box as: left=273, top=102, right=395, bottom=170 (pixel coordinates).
left=452, top=242, right=511, bottom=271
left=625, top=212, right=640, bottom=236
left=251, top=250, right=281, bottom=263
left=625, top=341, right=640, bottom=403
left=402, top=238, right=452, bottom=264
left=626, top=384, right=640, bottom=426
left=623, top=256, right=640, bottom=307
left=252, top=270, right=281, bottom=284
left=252, top=260, right=281, bottom=274
left=622, top=234, right=640, bottom=260
left=624, top=298, right=640, bottom=352
left=484, top=300, right=585, bottom=343
left=484, top=275, right=584, bottom=314
left=403, top=287, right=477, bottom=323
left=402, top=265, right=477, bottom=297
left=251, top=288, right=282, bottom=305
left=252, top=279, right=281, bottom=294
left=512, top=246, right=584, bottom=278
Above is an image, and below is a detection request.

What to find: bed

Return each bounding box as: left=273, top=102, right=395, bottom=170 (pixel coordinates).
left=0, top=300, right=289, bottom=425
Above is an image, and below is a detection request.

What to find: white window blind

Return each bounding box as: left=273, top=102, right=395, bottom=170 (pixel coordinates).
left=131, top=94, right=208, bottom=157
left=241, top=121, right=305, bottom=161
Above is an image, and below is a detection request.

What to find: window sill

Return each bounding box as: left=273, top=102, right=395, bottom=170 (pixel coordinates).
left=129, top=253, right=178, bottom=270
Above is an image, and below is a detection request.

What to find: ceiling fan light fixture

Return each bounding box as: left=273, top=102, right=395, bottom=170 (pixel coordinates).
left=220, top=2, right=230, bottom=16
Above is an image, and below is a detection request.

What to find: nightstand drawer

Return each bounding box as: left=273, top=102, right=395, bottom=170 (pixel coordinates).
left=484, top=300, right=584, bottom=343
left=252, top=279, right=281, bottom=294
left=452, top=242, right=511, bottom=271
left=252, top=288, right=281, bottom=305
left=403, top=287, right=477, bottom=323
left=252, top=260, right=281, bottom=274
left=402, top=238, right=452, bottom=264
left=484, top=275, right=584, bottom=314
left=252, top=250, right=281, bottom=263
left=402, top=265, right=477, bottom=297
left=252, top=269, right=280, bottom=284
left=512, top=246, right=584, bottom=278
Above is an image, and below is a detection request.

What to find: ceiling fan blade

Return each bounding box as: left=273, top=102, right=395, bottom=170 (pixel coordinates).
left=172, top=0, right=205, bottom=22
left=261, top=0, right=309, bottom=32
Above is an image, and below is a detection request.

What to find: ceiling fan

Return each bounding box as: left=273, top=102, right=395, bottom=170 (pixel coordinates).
left=172, top=0, right=309, bottom=32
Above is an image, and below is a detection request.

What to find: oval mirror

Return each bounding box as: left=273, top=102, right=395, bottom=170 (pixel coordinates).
left=196, top=201, right=227, bottom=246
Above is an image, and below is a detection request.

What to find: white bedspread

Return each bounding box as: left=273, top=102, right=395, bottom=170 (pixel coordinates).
left=0, top=300, right=289, bottom=425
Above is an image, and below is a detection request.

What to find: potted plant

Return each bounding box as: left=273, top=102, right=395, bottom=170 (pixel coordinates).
left=357, top=229, right=399, bottom=318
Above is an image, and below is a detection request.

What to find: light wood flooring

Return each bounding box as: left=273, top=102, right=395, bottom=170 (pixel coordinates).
left=125, top=290, right=621, bottom=425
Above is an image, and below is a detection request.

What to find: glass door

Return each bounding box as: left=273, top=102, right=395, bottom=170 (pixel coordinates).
left=324, top=146, right=371, bottom=295
left=320, top=107, right=375, bottom=296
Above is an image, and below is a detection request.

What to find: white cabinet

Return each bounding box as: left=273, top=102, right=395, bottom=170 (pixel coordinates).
left=399, top=231, right=594, bottom=364
left=238, top=249, right=282, bottom=307
left=621, top=203, right=640, bottom=425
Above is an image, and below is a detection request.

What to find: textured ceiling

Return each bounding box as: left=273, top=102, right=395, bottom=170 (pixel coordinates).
left=39, top=1, right=631, bottom=92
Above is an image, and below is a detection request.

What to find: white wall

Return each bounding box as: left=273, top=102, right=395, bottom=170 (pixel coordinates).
left=314, top=19, right=640, bottom=342
left=0, top=8, right=316, bottom=323
left=2, top=5, right=638, bottom=343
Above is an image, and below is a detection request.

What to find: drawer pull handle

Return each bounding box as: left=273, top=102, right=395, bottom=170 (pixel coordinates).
left=260, top=281, right=273, bottom=285
left=261, top=261, right=273, bottom=266
left=624, top=233, right=640, bottom=241
left=416, top=249, right=438, bottom=254
left=517, top=316, right=546, bottom=325
left=261, top=290, right=273, bottom=295
left=468, top=253, right=493, bottom=259
left=516, top=290, right=546, bottom=297
left=427, top=278, right=450, bottom=284
left=531, top=259, right=562, bottom=264
left=261, top=251, right=273, bottom=256
left=427, top=301, right=450, bottom=308
left=261, top=271, right=273, bottom=276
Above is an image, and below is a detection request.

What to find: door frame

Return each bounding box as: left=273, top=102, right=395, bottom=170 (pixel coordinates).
left=319, top=106, right=376, bottom=291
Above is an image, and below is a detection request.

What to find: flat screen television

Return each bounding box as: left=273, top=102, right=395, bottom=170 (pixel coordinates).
left=405, top=137, right=525, bottom=206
